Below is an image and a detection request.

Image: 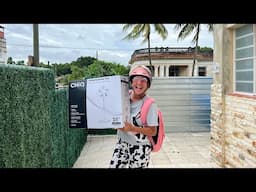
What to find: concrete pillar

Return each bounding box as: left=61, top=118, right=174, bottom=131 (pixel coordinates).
left=160, top=65, right=164, bottom=77
left=166, top=65, right=170, bottom=77
left=154, top=65, right=159, bottom=77
left=188, top=65, right=192, bottom=77
left=194, top=61, right=198, bottom=76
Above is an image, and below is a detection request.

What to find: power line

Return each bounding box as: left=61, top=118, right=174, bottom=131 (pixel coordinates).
left=7, top=43, right=135, bottom=52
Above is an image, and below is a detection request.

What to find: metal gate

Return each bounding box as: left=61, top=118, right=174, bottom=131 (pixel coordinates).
left=148, top=77, right=212, bottom=133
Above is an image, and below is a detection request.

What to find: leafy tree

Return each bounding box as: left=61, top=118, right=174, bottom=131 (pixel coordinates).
left=7, top=57, right=15, bottom=64
left=71, top=56, right=96, bottom=68
left=85, top=60, right=129, bottom=79
left=38, top=62, right=53, bottom=69
left=111, top=63, right=130, bottom=76
left=55, top=63, right=72, bottom=76
left=122, top=24, right=168, bottom=72
left=199, top=46, right=213, bottom=53
left=16, top=60, right=25, bottom=65
left=67, top=65, right=86, bottom=82
left=174, top=24, right=213, bottom=76
left=62, top=60, right=129, bottom=85
left=54, top=56, right=96, bottom=77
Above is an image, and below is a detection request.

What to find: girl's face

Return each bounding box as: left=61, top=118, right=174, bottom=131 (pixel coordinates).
left=131, top=76, right=149, bottom=96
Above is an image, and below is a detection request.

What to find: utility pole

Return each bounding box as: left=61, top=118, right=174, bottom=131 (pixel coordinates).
left=96, top=50, right=98, bottom=60
left=33, top=24, right=39, bottom=66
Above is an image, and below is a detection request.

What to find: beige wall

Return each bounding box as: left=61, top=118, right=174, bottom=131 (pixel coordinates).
left=211, top=24, right=256, bottom=167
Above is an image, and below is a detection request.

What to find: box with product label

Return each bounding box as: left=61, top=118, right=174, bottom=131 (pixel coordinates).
left=86, top=75, right=130, bottom=129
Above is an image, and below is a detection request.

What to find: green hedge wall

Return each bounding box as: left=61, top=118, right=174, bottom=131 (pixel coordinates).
left=51, top=89, right=87, bottom=168
left=0, top=64, right=87, bottom=168
left=51, top=89, right=68, bottom=167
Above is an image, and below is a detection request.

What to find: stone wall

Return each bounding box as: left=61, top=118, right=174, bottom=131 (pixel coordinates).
left=210, top=84, right=225, bottom=167
left=224, top=95, right=256, bottom=167
left=211, top=84, right=256, bottom=167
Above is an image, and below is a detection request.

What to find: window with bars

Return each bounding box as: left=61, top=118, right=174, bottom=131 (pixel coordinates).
left=235, top=24, right=255, bottom=93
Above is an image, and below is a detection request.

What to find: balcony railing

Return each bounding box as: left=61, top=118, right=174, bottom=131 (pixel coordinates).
left=132, top=47, right=213, bottom=57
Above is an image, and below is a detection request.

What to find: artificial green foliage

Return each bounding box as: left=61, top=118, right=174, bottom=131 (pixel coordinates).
left=0, top=65, right=54, bottom=167
left=0, top=64, right=87, bottom=168
left=50, top=89, right=69, bottom=167
left=65, top=126, right=88, bottom=167
left=51, top=88, right=87, bottom=167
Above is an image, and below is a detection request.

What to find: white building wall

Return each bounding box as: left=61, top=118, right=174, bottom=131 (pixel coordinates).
left=132, top=58, right=213, bottom=77
left=0, top=37, right=7, bottom=64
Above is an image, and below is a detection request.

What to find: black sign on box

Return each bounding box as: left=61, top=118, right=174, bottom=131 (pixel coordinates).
left=68, top=80, right=87, bottom=128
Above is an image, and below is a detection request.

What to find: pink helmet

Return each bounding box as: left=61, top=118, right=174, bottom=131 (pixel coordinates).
left=129, top=65, right=152, bottom=87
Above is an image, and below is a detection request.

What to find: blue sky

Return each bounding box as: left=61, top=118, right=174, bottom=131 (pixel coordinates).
left=0, top=24, right=213, bottom=66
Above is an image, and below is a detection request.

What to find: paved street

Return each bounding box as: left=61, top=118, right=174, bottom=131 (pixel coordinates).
left=73, top=132, right=220, bottom=168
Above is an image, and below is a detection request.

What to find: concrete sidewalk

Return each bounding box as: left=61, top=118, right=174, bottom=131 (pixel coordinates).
left=73, top=132, right=220, bottom=168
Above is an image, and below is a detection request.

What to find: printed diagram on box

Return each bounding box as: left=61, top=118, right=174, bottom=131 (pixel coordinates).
left=97, top=86, right=108, bottom=122
left=87, top=85, right=122, bottom=124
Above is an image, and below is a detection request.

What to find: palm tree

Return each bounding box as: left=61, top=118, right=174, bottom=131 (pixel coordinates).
left=122, top=24, right=168, bottom=73
left=174, top=24, right=213, bottom=76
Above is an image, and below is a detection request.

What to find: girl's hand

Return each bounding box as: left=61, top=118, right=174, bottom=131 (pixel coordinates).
left=118, top=121, right=134, bottom=132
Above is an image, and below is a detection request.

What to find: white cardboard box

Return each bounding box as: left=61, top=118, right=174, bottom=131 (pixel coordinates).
left=86, top=75, right=130, bottom=129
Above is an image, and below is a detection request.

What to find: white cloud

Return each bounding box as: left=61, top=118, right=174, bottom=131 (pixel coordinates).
left=1, top=24, right=213, bottom=65
left=8, top=32, right=32, bottom=42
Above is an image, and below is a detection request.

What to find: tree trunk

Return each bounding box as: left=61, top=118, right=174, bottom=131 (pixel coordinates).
left=191, top=46, right=197, bottom=76
left=192, top=41, right=198, bottom=77
left=147, top=35, right=153, bottom=73
left=191, top=26, right=199, bottom=76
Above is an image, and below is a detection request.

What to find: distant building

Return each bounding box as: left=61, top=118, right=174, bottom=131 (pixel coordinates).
left=129, top=47, right=213, bottom=77
left=27, top=55, right=34, bottom=66
left=0, top=25, right=7, bottom=64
